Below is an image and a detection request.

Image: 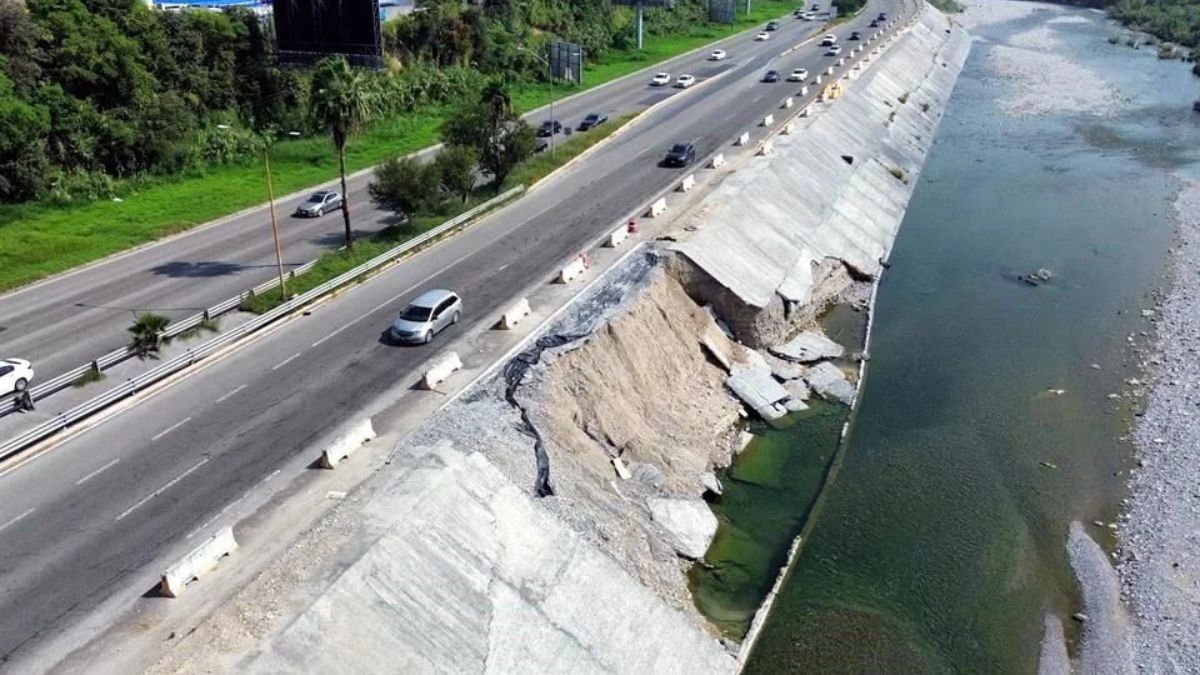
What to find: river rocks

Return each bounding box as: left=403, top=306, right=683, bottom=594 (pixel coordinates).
left=804, top=362, right=857, bottom=405
left=784, top=379, right=811, bottom=402
left=701, top=472, right=724, bottom=497
left=629, top=462, right=665, bottom=490
left=761, top=351, right=807, bottom=381
left=648, top=498, right=719, bottom=560
left=726, top=368, right=791, bottom=421
left=770, top=330, right=846, bottom=363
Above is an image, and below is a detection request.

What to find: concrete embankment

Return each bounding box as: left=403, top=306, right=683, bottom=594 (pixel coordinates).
left=145, top=7, right=970, bottom=673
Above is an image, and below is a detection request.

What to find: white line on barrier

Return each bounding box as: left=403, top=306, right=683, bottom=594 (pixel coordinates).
left=151, top=417, right=193, bottom=442
left=215, top=384, right=247, bottom=404
left=76, top=458, right=120, bottom=486
left=116, top=457, right=209, bottom=522
left=271, top=353, right=301, bottom=371
left=0, top=507, right=35, bottom=534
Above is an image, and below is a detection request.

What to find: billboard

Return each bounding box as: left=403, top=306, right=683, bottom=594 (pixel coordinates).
left=548, top=41, right=584, bottom=85
left=708, top=0, right=735, bottom=24
left=274, top=0, right=383, bottom=68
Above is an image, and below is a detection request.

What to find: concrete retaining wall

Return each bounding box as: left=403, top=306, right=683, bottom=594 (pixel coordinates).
left=671, top=8, right=970, bottom=346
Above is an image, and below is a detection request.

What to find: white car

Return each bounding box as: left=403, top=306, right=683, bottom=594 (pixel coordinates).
left=827, top=44, right=843, bottom=56
left=651, top=72, right=671, bottom=86
left=755, top=32, right=770, bottom=41
left=675, top=74, right=696, bottom=88
left=710, top=49, right=727, bottom=61
left=821, top=34, right=838, bottom=46
left=0, top=358, right=34, bottom=393
left=787, top=68, right=809, bottom=81
left=799, top=12, right=815, bottom=20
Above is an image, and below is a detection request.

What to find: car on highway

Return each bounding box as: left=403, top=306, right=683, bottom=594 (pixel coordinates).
left=389, top=290, right=462, bottom=345
left=762, top=70, right=780, bottom=83
left=787, top=67, right=809, bottom=81
left=826, top=44, right=843, bottom=56
left=577, top=113, right=608, bottom=131
left=755, top=32, right=770, bottom=41
left=709, top=49, right=727, bottom=60
left=537, top=120, right=563, bottom=137
left=293, top=190, right=342, bottom=218
left=877, top=12, right=888, bottom=21
left=675, top=74, right=696, bottom=88
left=811, top=3, right=820, bottom=11
left=849, top=31, right=862, bottom=40
left=0, top=358, right=34, bottom=393
left=651, top=72, right=671, bottom=86
left=662, top=141, right=697, bottom=168
left=821, top=34, right=837, bottom=46
left=765, top=21, right=779, bottom=31
left=869, top=19, right=880, bottom=28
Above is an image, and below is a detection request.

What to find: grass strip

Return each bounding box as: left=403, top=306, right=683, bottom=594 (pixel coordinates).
left=0, top=1, right=800, bottom=293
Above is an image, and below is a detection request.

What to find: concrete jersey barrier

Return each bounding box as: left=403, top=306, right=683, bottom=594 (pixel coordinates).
left=320, top=418, right=377, bottom=469
left=559, top=257, right=588, bottom=283
left=647, top=198, right=668, bottom=218
left=160, top=527, right=238, bottom=598
left=422, top=352, right=463, bottom=390
left=679, top=174, right=696, bottom=193
left=499, top=298, right=533, bottom=328
left=606, top=227, right=629, bottom=248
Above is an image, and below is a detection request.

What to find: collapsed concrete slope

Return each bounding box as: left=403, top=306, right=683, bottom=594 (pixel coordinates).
left=672, top=7, right=971, bottom=346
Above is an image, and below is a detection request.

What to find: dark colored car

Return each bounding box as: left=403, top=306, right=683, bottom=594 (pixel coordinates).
left=762, top=70, right=781, bottom=83
left=663, top=142, right=696, bottom=168
left=811, top=3, right=820, bottom=11
left=877, top=12, right=888, bottom=20
left=869, top=19, right=880, bottom=27
left=849, top=31, right=861, bottom=40
left=578, top=113, right=608, bottom=131
left=766, top=21, right=779, bottom=31
left=536, top=120, right=563, bottom=137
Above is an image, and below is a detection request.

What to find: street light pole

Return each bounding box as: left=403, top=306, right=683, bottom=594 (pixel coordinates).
left=519, top=46, right=556, bottom=156
left=261, top=147, right=287, bottom=299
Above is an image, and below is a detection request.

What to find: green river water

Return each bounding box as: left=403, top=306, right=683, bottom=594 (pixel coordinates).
left=694, top=5, right=1200, bottom=673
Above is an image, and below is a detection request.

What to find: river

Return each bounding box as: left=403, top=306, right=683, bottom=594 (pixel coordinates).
left=733, top=2, right=1200, bottom=672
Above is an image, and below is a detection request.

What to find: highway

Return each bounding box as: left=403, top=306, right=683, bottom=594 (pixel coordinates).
left=0, top=0, right=908, bottom=669
left=0, top=4, right=833, bottom=391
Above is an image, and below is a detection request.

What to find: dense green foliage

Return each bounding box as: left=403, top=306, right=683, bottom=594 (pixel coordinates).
left=1108, top=0, right=1200, bottom=48
left=0, top=0, right=766, bottom=206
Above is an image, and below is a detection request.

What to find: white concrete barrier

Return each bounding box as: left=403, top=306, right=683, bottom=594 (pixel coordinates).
left=758, top=140, right=774, bottom=156
left=815, top=74, right=823, bottom=84
left=838, top=57, right=845, bottom=66
left=320, top=418, right=376, bottom=469
left=606, top=226, right=628, bottom=248
left=647, top=197, right=668, bottom=217
left=160, top=527, right=237, bottom=598
left=800, top=85, right=809, bottom=96
left=783, top=97, right=793, bottom=109
left=826, top=66, right=834, bottom=75
left=736, top=132, right=750, bottom=146
left=499, top=297, right=532, bottom=328
left=783, top=121, right=796, bottom=135
left=678, top=174, right=696, bottom=192
left=421, top=351, right=463, bottom=389
left=761, top=114, right=774, bottom=127
left=709, top=153, right=726, bottom=168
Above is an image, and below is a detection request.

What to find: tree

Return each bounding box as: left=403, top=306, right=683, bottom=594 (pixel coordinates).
left=128, top=312, right=171, bottom=359
left=368, top=155, right=437, bottom=219
left=434, top=144, right=477, bottom=203
left=440, top=82, right=535, bottom=192
left=309, top=56, right=379, bottom=248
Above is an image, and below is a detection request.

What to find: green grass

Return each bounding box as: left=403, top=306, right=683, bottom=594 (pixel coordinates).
left=240, top=115, right=632, bottom=314
left=0, top=1, right=802, bottom=294
left=72, top=368, right=106, bottom=388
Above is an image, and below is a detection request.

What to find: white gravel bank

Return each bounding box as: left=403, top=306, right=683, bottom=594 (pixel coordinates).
left=1117, top=179, right=1200, bottom=673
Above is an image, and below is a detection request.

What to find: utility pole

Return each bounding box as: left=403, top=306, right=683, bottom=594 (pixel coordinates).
left=636, top=0, right=644, bottom=50
left=262, top=148, right=287, bottom=299
left=519, top=46, right=557, bottom=156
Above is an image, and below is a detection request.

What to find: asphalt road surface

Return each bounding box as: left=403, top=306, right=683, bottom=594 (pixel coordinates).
left=1, top=2, right=835, bottom=388
left=0, top=0, right=910, bottom=669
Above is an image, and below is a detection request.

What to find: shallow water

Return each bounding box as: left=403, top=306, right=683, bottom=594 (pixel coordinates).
left=739, top=7, right=1200, bottom=673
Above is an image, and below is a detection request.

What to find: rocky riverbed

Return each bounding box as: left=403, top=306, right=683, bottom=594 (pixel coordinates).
left=1117, top=180, right=1200, bottom=672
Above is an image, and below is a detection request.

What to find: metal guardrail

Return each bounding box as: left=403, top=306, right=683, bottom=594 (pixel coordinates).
left=0, top=186, right=524, bottom=457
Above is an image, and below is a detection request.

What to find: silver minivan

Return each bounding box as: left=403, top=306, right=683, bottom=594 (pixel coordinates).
left=389, top=289, right=462, bottom=344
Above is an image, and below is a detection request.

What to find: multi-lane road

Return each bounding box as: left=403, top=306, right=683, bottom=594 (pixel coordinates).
left=2, top=4, right=827, bottom=385
left=0, top=0, right=909, bottom=670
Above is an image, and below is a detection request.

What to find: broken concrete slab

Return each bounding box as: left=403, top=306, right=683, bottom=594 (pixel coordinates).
left=762, top=351, right=807, bottom=381
left=784, top=398, right=810, bottom=412
left=804, top=361, right=856, bottom=405
left=648, top=498, right=719, bottom=560
left=770, top=330, right=845, bottom=363
left=726, top=368, right=791, bottom=421
left=701, top=472, right=723, bottom=497
left=784, top=379, right=811, bottom=402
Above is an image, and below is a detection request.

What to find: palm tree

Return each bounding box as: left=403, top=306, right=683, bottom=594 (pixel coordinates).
left=128, top=313, right=171, bottom=359
left=309, top=57, right=379, bottom=248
